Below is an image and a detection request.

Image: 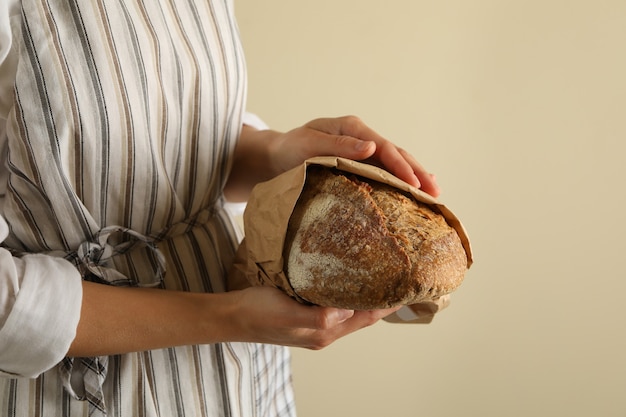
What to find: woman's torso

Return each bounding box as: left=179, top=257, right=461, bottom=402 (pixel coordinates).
left=0, top=1, right=294, bottom=416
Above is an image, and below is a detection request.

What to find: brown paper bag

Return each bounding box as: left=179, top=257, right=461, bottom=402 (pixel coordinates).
left=229, top=156, right=473, bottom=324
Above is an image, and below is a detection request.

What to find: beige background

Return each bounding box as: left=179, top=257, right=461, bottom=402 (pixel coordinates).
left=236, top=1, right=626, bottom=416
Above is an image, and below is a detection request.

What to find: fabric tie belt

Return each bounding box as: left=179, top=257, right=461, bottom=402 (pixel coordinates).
left=53, top=207, right=218, bottom=416
left=67, top=225, right=166, bottom=287
left=55, top=226, right=166, bottom=416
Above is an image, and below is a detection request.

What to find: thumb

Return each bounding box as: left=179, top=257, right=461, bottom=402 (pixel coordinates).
left=306, top=129, right=377, bottom=161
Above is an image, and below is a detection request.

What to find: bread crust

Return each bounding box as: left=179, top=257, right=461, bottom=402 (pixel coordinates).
left=283, top=167, right=467, bottom=310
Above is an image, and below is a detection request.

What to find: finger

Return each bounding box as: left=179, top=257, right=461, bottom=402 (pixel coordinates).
left=299, top=127, right=376, bottom=161
left=306, top=307, right=356, bottom=330
left=301, top=307, right=400, bottom=350
left=278, top=302, right=355, bottom=331
left=306, top=117, right=441, bottom=197
left=327, top=307, right=402, bottom=336
left=367, top=141, right=440, bottom=197
left=351, top=306, right=403, bottom=325
left=304, top=116, right=367, bottom=137
left=321, top=117, right=440, bottom=193
left=398, top=148, right=441, bottom=197
left=305, top=116, right=383, bottom=149
left=309, top=115, right=383, bottom=142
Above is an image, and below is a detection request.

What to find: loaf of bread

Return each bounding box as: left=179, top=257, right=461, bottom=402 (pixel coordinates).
left=283, top=167, right=468, bottom=310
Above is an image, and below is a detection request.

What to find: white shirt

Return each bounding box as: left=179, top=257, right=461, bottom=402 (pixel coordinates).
left=0, top=0, right=87, bottom=378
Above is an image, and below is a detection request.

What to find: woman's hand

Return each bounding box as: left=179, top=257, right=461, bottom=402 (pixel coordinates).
left=224, top=116, right=440, bottom=201
left=68, top=282, right=396, bottom=357
left=267, top=116, right=440, bottom=197
left=226, top=286, right=400, bottom=349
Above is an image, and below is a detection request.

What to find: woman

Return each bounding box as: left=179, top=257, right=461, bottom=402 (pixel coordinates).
left=0, top=1, right=439, bottom=416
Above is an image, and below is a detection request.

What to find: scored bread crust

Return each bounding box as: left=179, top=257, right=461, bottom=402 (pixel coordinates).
left=283, top=167, right=467, bottom=310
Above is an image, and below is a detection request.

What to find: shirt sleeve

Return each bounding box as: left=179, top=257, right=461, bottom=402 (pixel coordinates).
left=242, top=111, right=270, bottom=130
left=223, top=111, right=271, bottom=217
left=0, top=216, right=83, bottom=378
left=0, top=0, right=15, bottom=63
left=0, top=0, right=19, bottom=121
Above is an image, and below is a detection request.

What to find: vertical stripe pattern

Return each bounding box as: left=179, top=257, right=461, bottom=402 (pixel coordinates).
left=0, top=0, right=295, bottom=416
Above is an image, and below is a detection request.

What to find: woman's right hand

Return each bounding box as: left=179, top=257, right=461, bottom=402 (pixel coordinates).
left=67, top=281, right=395, bottom=358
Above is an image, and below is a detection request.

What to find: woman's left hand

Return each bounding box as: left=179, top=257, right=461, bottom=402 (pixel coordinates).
left=225, top=115, right=440, bottom=201
left=266, top=116, right=440, bottom=197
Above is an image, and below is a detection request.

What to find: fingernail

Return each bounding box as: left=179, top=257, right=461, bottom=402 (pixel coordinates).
left=354, top=141, right=373, bottom=152
left=337, top=309, right=355, bottom=323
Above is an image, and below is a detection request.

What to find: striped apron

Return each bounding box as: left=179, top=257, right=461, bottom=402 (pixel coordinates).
left=0, top=0, right=295, bottom=416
